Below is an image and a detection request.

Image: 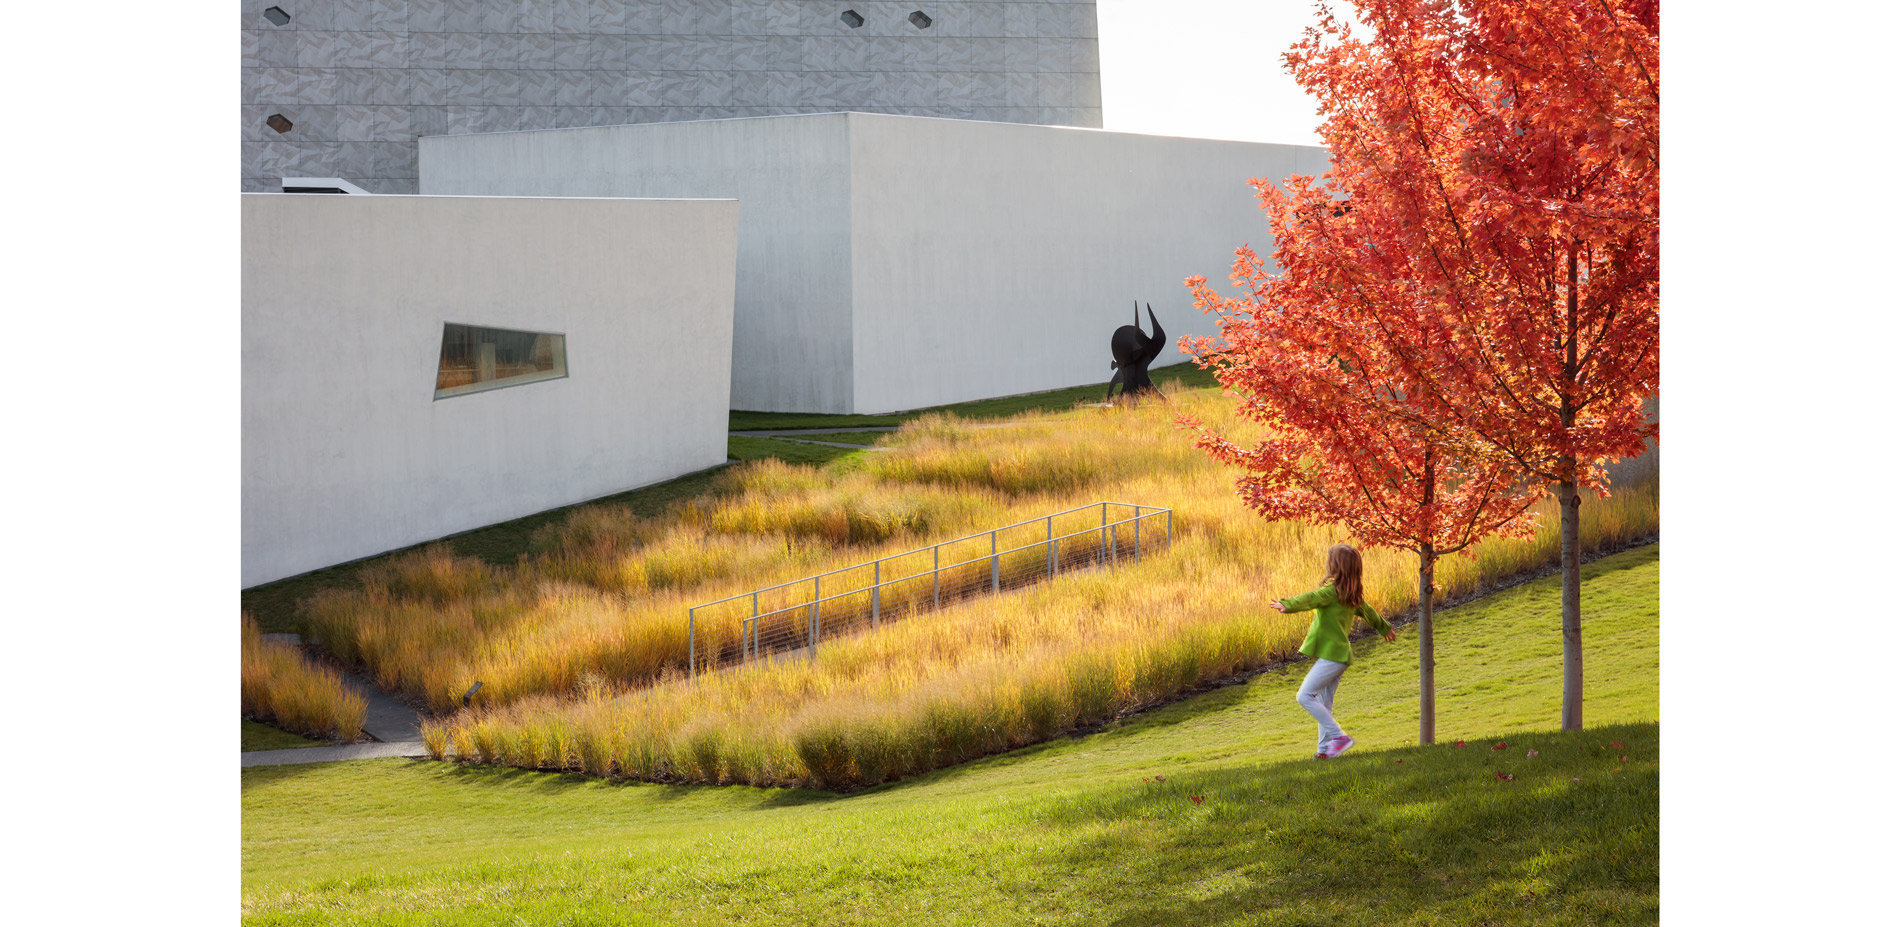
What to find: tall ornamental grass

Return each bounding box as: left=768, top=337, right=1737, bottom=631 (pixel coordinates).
left=409, top=390, right=1656, bottom=788
left=241, top=616, right=367, bottom=742
left=310, top=385, right=1655, bottom=758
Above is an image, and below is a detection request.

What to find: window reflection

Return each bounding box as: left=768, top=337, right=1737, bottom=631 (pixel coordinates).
left=434, top=323, right=567, bottom=399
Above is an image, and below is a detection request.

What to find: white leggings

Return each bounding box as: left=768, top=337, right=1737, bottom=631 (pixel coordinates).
left=1296, top=658, right=1350, bottom=750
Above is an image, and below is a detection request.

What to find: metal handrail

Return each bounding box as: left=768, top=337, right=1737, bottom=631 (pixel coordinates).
left=688, top=500, right=1146, bottom=611
left=688, top=501, right=1173, bottom=677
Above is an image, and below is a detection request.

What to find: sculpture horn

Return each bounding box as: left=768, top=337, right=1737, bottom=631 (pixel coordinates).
left=1141, top=304, right=1165, bottom=364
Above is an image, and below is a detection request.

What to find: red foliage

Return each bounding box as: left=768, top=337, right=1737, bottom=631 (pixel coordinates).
left=1182, top=0, right=1658, bottom=733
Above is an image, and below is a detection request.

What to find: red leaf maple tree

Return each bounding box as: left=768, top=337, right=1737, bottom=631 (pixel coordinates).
left=1183, top=0, right=1658, bottom=732
left=1181, top=263, right=1547, bottom=745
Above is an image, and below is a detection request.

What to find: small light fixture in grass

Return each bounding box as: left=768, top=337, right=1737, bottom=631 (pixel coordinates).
left=263, top=6, right=291, bottom=27
left=266, top=113, right=294, bottom=134
left=908, top=11, right=932, bottom=29
left=840, top=10, right=864, bottom=28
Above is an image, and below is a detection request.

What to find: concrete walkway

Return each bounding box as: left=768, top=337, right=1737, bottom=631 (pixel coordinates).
left=242, top=740, right=433, bottom=768
left=244, top=634, right=430, bottom=767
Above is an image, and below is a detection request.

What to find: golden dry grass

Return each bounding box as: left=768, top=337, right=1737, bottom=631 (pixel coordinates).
left=240, top=616, right=367, bottom=742
left=347, top=385, right=1661, bottom=788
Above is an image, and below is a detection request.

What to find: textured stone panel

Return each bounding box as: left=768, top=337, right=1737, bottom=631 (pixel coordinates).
left=443, top=32, right=485, bottom=68
left=336, top=104, right=379, bottom=141
left=369, top=104, right=415, bottom=140
left=624, top=70, right=667, bottom=106
left=408, top=2, right=449, bottom=32
left=365, top=0, right=409, bottom=32
left=406, top=31, right=448, bottom=67
left=239, top=0, right=1102, bottom=189
left=1002, top=2, right=1037, bottom=39
left=483, top=1, right=522, bottom=33
left=966, top=2, right=1007, bottom=37
left=478, top=32, right=523, bottom=68
left=443, top=0, right=484, bottom=34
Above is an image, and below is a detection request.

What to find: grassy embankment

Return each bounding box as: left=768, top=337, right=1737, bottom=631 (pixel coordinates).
left=241, top=617, right=368, bottom=743
left=270, top=378, right=1653, bottom=787
left=243, top=544, right=1659, bottom=925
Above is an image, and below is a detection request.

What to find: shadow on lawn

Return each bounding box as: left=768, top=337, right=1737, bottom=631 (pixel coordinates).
left=1014, top=722, right=1659, bottom=926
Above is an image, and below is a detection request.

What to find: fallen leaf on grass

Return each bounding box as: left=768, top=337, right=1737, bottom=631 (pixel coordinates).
left=1454, top=741, right=1467, bottom=748
left=1611, top=741, right=1624, bottom=750
left=1190, top=795, right=1205, bottom=806
left=1155, top=775, right=1166, bottom=783
left=1495, top=772, right=1515, bottom=781
left=1571, top=777, right=1581, bottom=782
left=1620, top=755, right=1628, bottom=763
left=1612, top=768, right=1623, bottom=774
left=1395, top=759, right=1404, bottom=765
left=1492, top=741, right=1508, bottom=751
left=1526, top=749, right=1539, bottom=758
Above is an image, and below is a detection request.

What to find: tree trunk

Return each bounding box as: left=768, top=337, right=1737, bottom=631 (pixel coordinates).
left=1560, top=242, right=1583, bottom=730
left=1560, top=474, right=1583, bottom=729
left=1418, top=545, right=1436, bottom=745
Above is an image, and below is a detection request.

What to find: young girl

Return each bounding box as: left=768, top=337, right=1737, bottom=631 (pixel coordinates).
left=1269, top=544, right=1396, bottom=759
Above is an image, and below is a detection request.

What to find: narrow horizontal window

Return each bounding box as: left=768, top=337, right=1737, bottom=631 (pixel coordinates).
left=840, top=9, right=864, bottom=28
left=908, top=11, right=932, bottom=29
left=266, top=113, right=294, bottom=134
left=434, top=323, right=568, bottom=399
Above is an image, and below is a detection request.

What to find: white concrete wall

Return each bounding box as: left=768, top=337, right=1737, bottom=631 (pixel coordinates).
left=242, top=193, right=739, bottom=587
left=421, top=116, right=857, bottom=413
left=421, top=112, right=1329, bottom=413
left=847, top=115, right=1329, bottom=412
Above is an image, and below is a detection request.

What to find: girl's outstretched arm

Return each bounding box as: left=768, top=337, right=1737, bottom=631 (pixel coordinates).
left=1274, top=588, right=1332, bottom=614
left=1360, top=603, right=1396, bottom=642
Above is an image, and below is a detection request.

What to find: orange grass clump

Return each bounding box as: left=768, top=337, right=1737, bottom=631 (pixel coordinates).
left=241, top=616, right=367, bottom=742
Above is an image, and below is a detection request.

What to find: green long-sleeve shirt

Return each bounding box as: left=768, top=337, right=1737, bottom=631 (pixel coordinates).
left=1280, top=584, right=1392, bottom=665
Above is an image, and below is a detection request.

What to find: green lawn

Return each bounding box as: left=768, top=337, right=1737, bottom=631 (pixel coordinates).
left=242, top=720, right=322, bottom=752
left=728, top=362, right=1219, bottom=431
left=726, top=434, right=870, bottom=466
left=242, top=544, right=1658, bottom=925
left=760, top=430, right=896, bottom=446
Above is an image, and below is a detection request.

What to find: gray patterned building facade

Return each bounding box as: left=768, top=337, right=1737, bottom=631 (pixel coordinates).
left=240, top=1, right=1103, bottom=193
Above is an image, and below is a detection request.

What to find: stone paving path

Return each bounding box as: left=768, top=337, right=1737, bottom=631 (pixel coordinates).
left=244, top=634, right=430, bottom=768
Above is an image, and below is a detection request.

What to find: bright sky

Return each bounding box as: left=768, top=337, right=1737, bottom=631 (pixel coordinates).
left=1097, top=0, right=1355, bottom=146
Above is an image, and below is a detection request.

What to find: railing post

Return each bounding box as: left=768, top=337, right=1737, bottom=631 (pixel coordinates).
left=751, top=592, right=759, bottom=660
left=1101, top=502, right=1109, bottom=569
left=1134, top=506, right=1142, bottom=562
left=1167, top=508, right=1173, bottom=549
left=872, top=559, right=881, bottom=628
left=1047, top=514, right=1055, bottom=579
left=688, top=607, right=696, bottom=680
left=991, top=530, right=1000, bottom=593
left=933, top=545, right=941, bottom=610
left=811, top=576, right=820, bottom=660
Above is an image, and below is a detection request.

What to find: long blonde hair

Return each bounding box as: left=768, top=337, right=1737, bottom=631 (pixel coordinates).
left=1323, top=544, right=1365, bottom=608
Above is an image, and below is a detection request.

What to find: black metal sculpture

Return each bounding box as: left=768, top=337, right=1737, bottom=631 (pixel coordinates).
left=1106, top=302, right=1166, bottom=405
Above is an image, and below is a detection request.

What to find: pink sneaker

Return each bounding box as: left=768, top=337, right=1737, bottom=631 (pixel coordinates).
left=1323, top=735, right=1356, bottom=758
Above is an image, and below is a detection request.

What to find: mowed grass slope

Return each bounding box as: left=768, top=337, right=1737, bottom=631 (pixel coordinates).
left=242, top=544, right=1658, bottom=926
